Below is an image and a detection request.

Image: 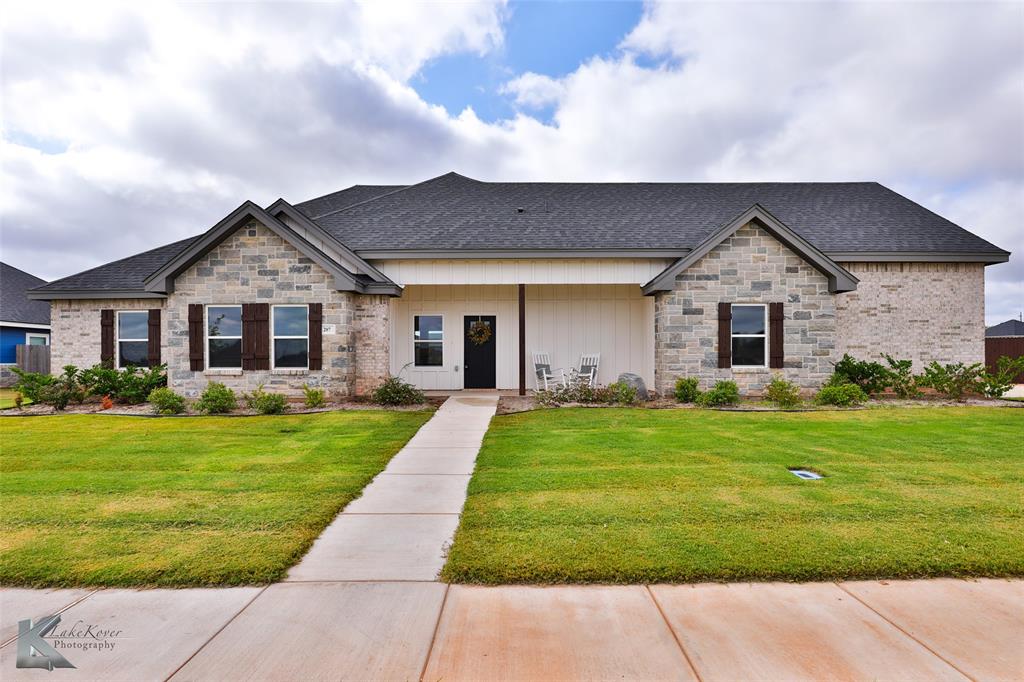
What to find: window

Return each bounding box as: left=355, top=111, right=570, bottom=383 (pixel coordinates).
left=117, top=311, right=149, bottom=368
left=207, top=305, right=242, bottom=369
left=26, top=333, right=49, bottom=346
left=731, top=304, right=767, bottom=367
left=413, top=315, right=443, bottom=367
left=273, top=305, right=309, bottom=369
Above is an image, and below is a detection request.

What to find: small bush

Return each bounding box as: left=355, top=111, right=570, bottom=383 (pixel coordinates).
left=764, top=374, right=801, bottom=408
left=302, top=384, right=327, bottom=408
left=13, top=393, right=24, bottom=409
left=832, top=354, right=889, bottom=395
left=814, top=383, right=868, bottom=407
left=195, top=382, right=238, bottom=414
left=977, top=355, right=1024, bottom=398
left=917, top=361, right=984, bottom=401
left=29, top=366, right=87, bottom=410
left=148, top=387, right=186, bottom=415
left=673, top=377, right=701, bottom=403
left=882, top=354, right=920, bottom=399
left=372, top=376, right=425, bottom=406
left=245, top=385, right=290, bottom=415
left=11, top=367, right=57, bottom=403
left=695, top=380, right=740, bottom=407
left=79, top=364, right=167, bottom=404
left=605, top=381, right=639, bottom=405
left=100, top=395, right=114, bottom=410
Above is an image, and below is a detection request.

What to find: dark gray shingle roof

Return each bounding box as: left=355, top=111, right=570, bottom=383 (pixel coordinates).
left=0, top=262, right=51, bottom=325
left=986, top=319, right=1024, bottom=337
left=309, top=173, right=1008, bottom=255
left=297, top=185, right=405, bottom=219
left=31, top=237, right=199, bottom=294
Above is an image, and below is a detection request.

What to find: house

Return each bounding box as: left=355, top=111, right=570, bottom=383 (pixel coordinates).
left=985, top=318, right=1024, bottom=338
left=985, top=318, right=1024, bottom=384
left=0, top=262, right=51, bottom=386
left=27, top=173, right=1010, bottom=397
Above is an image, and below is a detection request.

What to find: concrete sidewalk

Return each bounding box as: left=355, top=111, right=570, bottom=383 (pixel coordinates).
left=1, top=578, right=1020, bottom=680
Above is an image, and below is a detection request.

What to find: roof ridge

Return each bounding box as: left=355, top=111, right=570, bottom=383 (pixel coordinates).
left=308, top=171, right=472, bottom=220
left=1, top=261, right=47, bottom=284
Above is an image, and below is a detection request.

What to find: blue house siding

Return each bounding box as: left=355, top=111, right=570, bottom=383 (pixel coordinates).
left=0, top=326, right=47, bottom=364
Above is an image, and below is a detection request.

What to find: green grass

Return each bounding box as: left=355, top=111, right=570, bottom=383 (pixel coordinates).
left=443, top=407, right=1023, bottom=584
left=0, top=388, right=30, bottom=409
left=0, top=410, right=431, bottom=587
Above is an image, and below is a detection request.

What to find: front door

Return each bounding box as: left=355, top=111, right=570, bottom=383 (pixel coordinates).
left=463, top=315, right=496, bottom=389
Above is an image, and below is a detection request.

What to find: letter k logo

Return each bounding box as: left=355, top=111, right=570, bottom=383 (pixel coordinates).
left=16, top=615, right=76, bottom=670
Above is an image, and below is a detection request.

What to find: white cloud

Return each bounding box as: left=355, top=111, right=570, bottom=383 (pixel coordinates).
left=0, top=1, right=1020, bottom=323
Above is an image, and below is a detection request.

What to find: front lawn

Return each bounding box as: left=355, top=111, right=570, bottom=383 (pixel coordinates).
left=0, top=410, right=431, bottom=587
left=443, top=407, right=1023, bottom=584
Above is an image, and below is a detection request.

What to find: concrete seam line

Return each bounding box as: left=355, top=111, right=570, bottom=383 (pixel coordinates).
left=645, top=586, right=704, bottom=682
left=833, top=583, right=975, bottom=682
left=419, top=583, right=451, bottom=682
left=0, top=587, right=102, bottom=650
left=162, top=585, right=269, bottom=682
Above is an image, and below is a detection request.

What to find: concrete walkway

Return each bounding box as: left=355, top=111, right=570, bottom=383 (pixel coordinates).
left=286, top=394, right=498, bottom=582
left=2, top=579, right=1020, bottom=680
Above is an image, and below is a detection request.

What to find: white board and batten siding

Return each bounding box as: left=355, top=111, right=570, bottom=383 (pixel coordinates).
left=390, top=284, right=655, bottom=391
left=374, top=259, right=673, bottom=286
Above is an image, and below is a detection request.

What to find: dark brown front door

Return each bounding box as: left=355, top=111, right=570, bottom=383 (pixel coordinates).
left=463, top=315, right=496, bottom=389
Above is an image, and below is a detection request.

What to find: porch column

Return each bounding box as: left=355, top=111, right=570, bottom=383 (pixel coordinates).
left=518, top=283, right=526, bottom=395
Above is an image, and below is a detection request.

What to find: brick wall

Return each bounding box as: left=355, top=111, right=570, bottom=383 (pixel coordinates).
left=835, top=262, right=985, bottom=368
left=49, top=298, right=165, bottom=371
left=354, top=295, right=390, bottom=394
left=654, top=223, right=836, bottom=395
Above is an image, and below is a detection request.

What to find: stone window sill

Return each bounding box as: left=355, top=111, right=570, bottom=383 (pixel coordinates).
left=205, top=369, right=242, bottom=376
left=272, top=369, right=309, bottom=375
left=731, top=366, right=770, bottom=373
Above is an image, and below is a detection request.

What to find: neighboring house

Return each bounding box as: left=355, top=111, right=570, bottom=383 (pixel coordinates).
left=27, top=173, right=1010, bottom=397
left=0, top=262, right=51, bottom=386
left=985, top=318, right=1024, bottom=384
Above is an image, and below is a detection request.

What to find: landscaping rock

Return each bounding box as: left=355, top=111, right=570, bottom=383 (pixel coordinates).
left=617, top=373, right=648, bottom=400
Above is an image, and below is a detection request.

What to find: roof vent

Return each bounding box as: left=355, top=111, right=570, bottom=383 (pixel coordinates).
left=516, top=207, right=525, bottom=213
left=789, top=468, right=823, bottom=480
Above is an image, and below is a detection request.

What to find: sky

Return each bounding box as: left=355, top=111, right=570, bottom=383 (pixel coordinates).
left=1, top=0, right=1022, bottom=325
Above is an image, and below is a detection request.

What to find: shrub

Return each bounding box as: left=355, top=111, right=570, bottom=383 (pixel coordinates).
left=79, top=364, right=167, bottom=404
left=917, top=361, right=984, bottom=401
left=695, top=380, right=740, bottom=407
left=977, top=356, right=1024, bottom=398
left=302, top=384, right=327, bottom=408
left=832, top=354, right=889, bottom=395
left=100, top=395, right=114, bottom=410
left=372, top=376, right=425, bottom=406
left=11, top=367, right=56, bottom=403
left=673, top=377, right=701, bottom=403
left=13, top=393, right=24, bottom=409
left=605, top=381, right=639, bottom=405
left=148, top=387, right=186, bottom=415
left=195, top=382, right=238, bottom=414
left=881, top=354, right=920, bottom=399
left=26, top=365, right=87, bottom=410
left=764, top=374, right=801, bottom=408
left=245, top=385, right=290, bottom=414
left=814, top=383, right=868, bottom=407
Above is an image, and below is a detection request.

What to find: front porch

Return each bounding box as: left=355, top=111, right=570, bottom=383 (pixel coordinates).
left=388, top=284, right=656, bottom=393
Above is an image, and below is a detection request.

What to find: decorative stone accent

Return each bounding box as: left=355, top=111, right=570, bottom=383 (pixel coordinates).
left=654, top=223, right=836, bottom=395
left=617, top=372, right=648, bottom=400
left=48, top=298, right=165, bottom=370
left=835, top=262, right=984, bottom=368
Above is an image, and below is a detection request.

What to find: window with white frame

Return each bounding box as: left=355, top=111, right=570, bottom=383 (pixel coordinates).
left=413, top=315, right=443, bottom=367
left=26, top=333, right=49, bottom=346
left=731, top=304, right=767, bottom=367
left=273, top=305, right=309, bottom=369
left=207, top=305, right=242, bottom=369
left=117, top=311, right=149, bottom=368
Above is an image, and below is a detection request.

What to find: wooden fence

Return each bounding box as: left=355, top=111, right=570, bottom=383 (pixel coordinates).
left=985, top=337, right=1024, bottom=383
left=16, top=344, right=50, bottom=375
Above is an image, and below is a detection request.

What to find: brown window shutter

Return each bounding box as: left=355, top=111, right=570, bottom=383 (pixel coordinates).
left=717, top=302, right=732, bottom=369
left=241, top=304, right=256, bottom=371
left=100, top=309, right=115, bottom=366
left=308, top=303, right=323, bottom=370
left=188, top=304, right=205, bottom=371
left=147, top=309, right=162, bottom=366
left=254, top=303, right=270, bottom=370
left=769, top=302, right=785, bottom=369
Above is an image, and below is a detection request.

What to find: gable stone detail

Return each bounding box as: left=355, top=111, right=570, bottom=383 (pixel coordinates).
left=653, top=222, right=836, bottom=395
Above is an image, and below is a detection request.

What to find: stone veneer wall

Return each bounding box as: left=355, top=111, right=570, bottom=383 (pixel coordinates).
left=835, top=262, right=985, bottom=368
left=49, top=298, right=165, bottom=370
left=654, top=223, right=836, bottom=395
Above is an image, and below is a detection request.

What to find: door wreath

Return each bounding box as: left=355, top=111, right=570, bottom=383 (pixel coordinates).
left=467, top=320, right=492, bottom=345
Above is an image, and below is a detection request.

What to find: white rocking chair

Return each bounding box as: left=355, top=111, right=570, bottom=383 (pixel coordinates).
left=532, top=352, right=567, bottom=390
left=570, top=353, right=600, bottom=388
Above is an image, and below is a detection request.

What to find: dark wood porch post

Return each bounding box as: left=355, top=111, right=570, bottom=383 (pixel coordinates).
left=518, top=283, right=526, bottom=395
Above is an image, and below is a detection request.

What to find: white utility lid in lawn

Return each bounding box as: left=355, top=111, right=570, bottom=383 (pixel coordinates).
left=789, top=469, right=823, bottom=480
